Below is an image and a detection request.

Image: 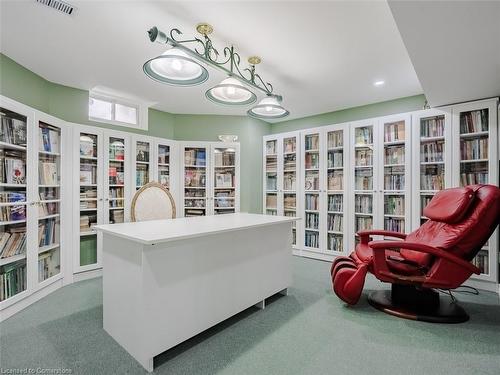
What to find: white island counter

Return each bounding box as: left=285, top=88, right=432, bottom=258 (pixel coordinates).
left=95, top=213, right=298, bottom=372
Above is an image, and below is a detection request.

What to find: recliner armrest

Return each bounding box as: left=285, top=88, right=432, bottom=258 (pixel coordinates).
left=368, top=240, right=481, bottom=275
left=357, top=230, right=407, bottom=244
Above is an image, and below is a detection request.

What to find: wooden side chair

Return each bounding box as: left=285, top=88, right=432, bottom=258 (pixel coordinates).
left=131, top=181, right=176, bottom=222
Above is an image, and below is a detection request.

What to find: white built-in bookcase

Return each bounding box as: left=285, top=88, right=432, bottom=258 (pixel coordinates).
left=0, top=95, right=240, bottom=320
left=181, top=141, right=240, bottom=217
left=264, top=98, right=499, bottom=292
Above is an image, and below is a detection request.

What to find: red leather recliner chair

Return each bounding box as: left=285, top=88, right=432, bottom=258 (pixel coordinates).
left=331, top=184, right=500, bottom=323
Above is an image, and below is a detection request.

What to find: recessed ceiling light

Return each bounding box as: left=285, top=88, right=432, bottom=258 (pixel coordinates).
left=374, top=80, right=385, bottom=87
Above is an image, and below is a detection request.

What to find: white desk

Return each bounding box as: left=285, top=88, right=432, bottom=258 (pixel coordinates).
left=95, top=213, right=298, bottom=372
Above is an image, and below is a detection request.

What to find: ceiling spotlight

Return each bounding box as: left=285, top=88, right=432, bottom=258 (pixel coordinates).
left=206, top=77, right=257, bottom=106
left=374, top=80, right=385, bottom=87
left=143, top=47, right=209, bottom=86
left=248, top=96, right=289, bottom=119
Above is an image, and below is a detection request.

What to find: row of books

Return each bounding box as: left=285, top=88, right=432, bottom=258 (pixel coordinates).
left=328, top=131, right=343, bottom=148
left=0, top=205, right=25, bottom=221
left=327, top=172, right=343, bottom=190
left=109, top=200, right=124, bottom=208
left=472, top=251, right=488, bottom=275
left=215, top=172, right=234, bottom=188
left=266, top=175, right=277, bottom=190
left=420, top=173, right=444, bottom=191
left=184, top=149, right=206, bottom=166
left=0, top=261, right=26, bottom=301
left=305, top=153, right=319, bottom=169
left=158, top=145, right=170, bottom=164
left=384, top=217, right=405, bottom=233
left=384, top=121, right=405, bottom=142
left=0, top=151, right=26, bottom=184
left=185, top=189, right=205, bottom=197
left=185, top=170, right=206, bottom=188
left=158, top=168, right=170, bottom=187
left=39, top=161, right=58, bottom=185
left=136, top=165, right=149, bottom=186
left=355, top=149, right=373, bottom=166
left=420, top=195, right=434, bottom=214
left=0, top=228, right=26, bottom=259
left=283, top=154, right=296, bottom=170
left=109, top=139, right=125, bottom=160
left=284, top=138, right=296, bottom=153
left=385, top=196, right=405, bottom=216
left=305, top=193, right=319, bottom=210
left=215, top=190, right=235, bottom=198
left=40, top=188, right=59, bottom=201
left=460, top=172, right=488, bottom=186
left=266, top=140, right=277, bottom=155
left=384, top=146, right=405, bottom=165
left=328, top=150, right=343, bottom=168
left=284, top=195, right=296, bottom=209
left=305, top=172, right=319, bottom=190
left=38, top=250, right=60, bottom=282
left=0, top=191, right=25, bottom=203
left=355, top=195, right=372, bottom=214
left=38, top=219, right=60, bottom=247
left=136, top=142, right=150, bottom=163
left=80, top=214, right=97, bottom=231
left=283, top=174, right=296, bottom=190
left=355, top=127, right=372, bottom=145
left=305, top=212, right=319, bottom=229
left=328, top=214, right=343, bottom=232
left=39, top=126, right=60, bottom=153
left=266, top=156, right=277, bottom=171
left=109, top=187, right=124, bottom=199
left=109, top=210, right=124, bottom=224
left=384, top=174, right=405, bottom=191
left=305, top=231, right=319, bottom=248
left=1, top=116, right=27, bottom=147
left=266, top=194, right=277, bottom=208
left=460, top=138, right=488, bottom=160
left=328, top=234, right=343, bottom=252
left=355, top=169, right=372, bottom=190
left=185, top=209, right=205, bottom=217
left=420, top=116, right=445, bottom=138
left=214, top=151, right=235, bottom=167
left=80, top=163, right=97, bottom=185
left=80, top=200, right=97, bottom=209
left=80, top=134, right=97, bottom=157
left=80, top=188, right=97, bottom=200
left=214, top=198, right=234, bottom=208
left=185, top=199, right=205, bottom=208
left=266, top=209, right=277, bottom=216
left=420, top=141, right=444, bottom=163
left=38, top=202, right=58, bottom=216
left=328, top=194, right=343, bottom=212
left=305, top=134, right=319, bottom=150
left=109, top=166, right=125, bottom=185
left=355, top=216, right=373, bottom=232
left=460, top=110, right=488, bottom=134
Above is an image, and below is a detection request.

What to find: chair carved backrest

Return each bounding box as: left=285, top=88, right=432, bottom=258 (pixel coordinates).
left=131, top=181, right=176, bottom=222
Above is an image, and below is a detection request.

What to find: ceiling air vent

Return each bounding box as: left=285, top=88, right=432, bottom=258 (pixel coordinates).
left=35, top=0, right=76, bottom=16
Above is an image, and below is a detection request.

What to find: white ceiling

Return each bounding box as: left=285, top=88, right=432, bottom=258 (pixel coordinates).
left=0, top=0, right=423, bottom=122
left=388, top=0, right=500, bottom=107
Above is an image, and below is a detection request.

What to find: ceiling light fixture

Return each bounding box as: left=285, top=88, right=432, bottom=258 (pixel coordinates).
left=374, top=80, right=385, bottom=87
left=248, top=95, right=289, bottom=119
left=143, top=23, right=288, bottom=117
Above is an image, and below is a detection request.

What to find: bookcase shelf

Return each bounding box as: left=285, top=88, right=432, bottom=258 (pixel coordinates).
left=0, top=141, right=26, bottom=151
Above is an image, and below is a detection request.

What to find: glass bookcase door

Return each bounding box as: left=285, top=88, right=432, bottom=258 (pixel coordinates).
left=184, top=146, right=207, bottom=217
left=107, top=136, right=126, bottom=224
left=135, top=140, right=151, bottom=190
left=382, top=119, right=407, bottom=234
left=0, top=107, right=28, bottom=301
left=264, top=139, right=278, bottom=216
left=78, top=131, right=100, bottom=268
left=37, top=121, right=61, bottom=282
left=353, top=124, right=374, bottom=245
left=282, top=136, right=297, bottom=245
left=414, top=110, right=450, bottom=227
left=326, top=129, right=344, bottom=253
left=303, top=132, right=320, bottom=250
left=454, top=102, right=497, bottom=277
left=213, top=146, right=237, bottom=215
left=157, top=143, right=170, bottom=189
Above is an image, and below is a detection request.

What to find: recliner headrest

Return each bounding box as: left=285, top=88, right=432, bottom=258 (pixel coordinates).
left=423, top=187, right=475, bottom=223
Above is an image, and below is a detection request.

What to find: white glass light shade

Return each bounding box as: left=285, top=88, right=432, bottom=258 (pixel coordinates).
left=205, top=77, right=257, bottom=106
left=247, top=96, right=289, bottom=119
left=143, top=47, right=209, bottom=86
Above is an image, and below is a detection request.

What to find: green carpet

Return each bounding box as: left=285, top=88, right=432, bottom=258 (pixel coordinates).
left=1, top=257, right=499, bottom=374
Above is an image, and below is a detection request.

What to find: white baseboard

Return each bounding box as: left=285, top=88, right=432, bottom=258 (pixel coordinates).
left=73, top=268, right=102, bottom=282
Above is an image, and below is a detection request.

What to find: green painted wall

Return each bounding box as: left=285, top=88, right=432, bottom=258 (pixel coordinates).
left=174, top=115, right=270, bottom=213
left=271, top=94, right=426, bottom=133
